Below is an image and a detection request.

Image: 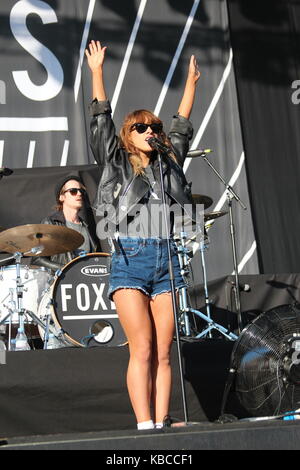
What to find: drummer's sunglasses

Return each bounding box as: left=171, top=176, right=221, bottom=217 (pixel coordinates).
left=63, top=188, right=85, bottom=196
left=130, top=122, right=163, bottom=134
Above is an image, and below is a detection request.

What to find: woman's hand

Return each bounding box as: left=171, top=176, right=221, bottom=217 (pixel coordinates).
left=86, top=40, right=108, bottom=101
left=177, top=54, right=200, bottom=119
left=85, top=40, right=107, bottom=72
left=187, top=54, right=201, bottom=84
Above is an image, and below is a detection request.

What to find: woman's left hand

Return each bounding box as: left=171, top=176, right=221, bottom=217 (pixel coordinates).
left=188, top=55, right=201, bottom=83
left=85, top=40, right=107, bottom=72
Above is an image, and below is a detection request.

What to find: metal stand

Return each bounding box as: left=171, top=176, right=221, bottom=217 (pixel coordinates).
left=0, top=251, right=60, bottom=349
left=177, top=230, right=238, bottom=341
left=200, top=154, right=247, bottom=335
left=156, top=151, right=189, bottom=424
left=40, top=292, right=52, bottom=350
left=227, top=193, right=242, bottom=334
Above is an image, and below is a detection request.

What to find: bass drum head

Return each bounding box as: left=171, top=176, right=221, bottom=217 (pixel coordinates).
left=52, top=253, right=127, bottom=347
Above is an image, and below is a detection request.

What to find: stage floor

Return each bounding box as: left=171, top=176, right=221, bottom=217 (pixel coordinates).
left=1, top=416, right=300, bottom=450
left=0, top=339, right=242, bottom=438
left=2, top=269, right=300, bottom=450
left=0, top=338, right=299, bottom=450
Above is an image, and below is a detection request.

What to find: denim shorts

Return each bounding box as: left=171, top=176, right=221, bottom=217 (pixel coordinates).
left=108, top=237, right=186, bottom=300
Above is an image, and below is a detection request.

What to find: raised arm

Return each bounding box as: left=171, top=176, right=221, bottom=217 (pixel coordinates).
left=85, top=40, right=108, bottom=101
left=177, top=55, right=200, bottom=120
left=85, top=40, right=118, bottom=167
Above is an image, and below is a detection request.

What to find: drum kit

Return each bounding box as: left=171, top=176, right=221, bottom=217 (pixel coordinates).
left=0, top=224, right=126, bottom=351
left=0, top=191, right=238, bottom=351
left=175, top=194, right=238, bottom=342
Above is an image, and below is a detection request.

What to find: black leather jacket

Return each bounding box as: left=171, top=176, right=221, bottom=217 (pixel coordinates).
left=34, top=211, right=98, bottom=271
left=90, top=100, right=197, bottom=226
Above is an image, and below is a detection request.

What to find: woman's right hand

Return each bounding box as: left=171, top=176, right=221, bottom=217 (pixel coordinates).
left=85, top=40, right=107, bottom=72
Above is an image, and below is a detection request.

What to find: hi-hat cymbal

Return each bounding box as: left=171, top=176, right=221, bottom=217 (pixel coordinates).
left=0, top=224, right=84, bottom=257
left=204, top=211, right=228, bottom=222
left=192, top=194, right=213, bottom=210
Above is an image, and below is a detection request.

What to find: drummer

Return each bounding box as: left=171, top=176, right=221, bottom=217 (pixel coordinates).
left=34, top=175, right=100, bottom=272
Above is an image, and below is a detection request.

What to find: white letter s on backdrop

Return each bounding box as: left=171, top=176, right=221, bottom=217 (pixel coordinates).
left=10, top=0, right=64, bottom=101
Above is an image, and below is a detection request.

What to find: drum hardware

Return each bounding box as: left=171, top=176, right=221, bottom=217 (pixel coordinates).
left=204, top=210, right=228, bottom=222
left=174, top=195, right=214, bottom=242
left=0, top=251, right=35, bottom=349
left=191, top=194, right=213, bottom=210
left=177, top=229, right=238, bottom=341
left=199, top=153, right=247, bottom=335
left=0, top=251, right=61, bottom=350
left=0, top=290, right=12, bottom=349
left=185, top=211, right=228, bottom=249
left=37, top=288, right=72, bottom=349
left=0, top=224, right=85, bottom=349
left=37, top=287, right=54, bottom=349
left=0, top=322, right=6, bottom=335
left=37, top=289, right=68, bottom=349
left=0, top=224, right=84, bottom=257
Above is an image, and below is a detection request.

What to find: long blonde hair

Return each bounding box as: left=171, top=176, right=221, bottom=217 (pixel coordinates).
left=119, top=109, right=176, bottom=175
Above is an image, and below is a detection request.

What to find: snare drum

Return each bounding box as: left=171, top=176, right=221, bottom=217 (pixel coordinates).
left=0, top=265, right=52, bottom=324
left=38, top=253, right=127, bottom=347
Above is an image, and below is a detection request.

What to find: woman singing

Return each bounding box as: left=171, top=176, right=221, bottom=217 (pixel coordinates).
left=86, top=40, right=200, bottom=430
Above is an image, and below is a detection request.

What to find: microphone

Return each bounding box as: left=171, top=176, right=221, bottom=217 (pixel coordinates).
left=0, top=167, right=13, bottom=176
left=146, top=137, right=171, bottom=154
left=187, top=149, right=213, bottom=158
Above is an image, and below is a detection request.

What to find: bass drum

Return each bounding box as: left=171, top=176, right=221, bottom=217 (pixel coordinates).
left=39, top=253, right=127, bottom=348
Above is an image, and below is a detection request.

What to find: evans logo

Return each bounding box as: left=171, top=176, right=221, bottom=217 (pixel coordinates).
left=81, top=265, right=109, bottom=277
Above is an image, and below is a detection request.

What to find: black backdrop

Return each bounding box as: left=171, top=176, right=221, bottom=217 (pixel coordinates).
left=227, top=0, right=300, bottom=274
left=1, top=0, right=300, bottom=276
left=0, top=0, right=259, bottom=283
left=0, top=164, right=112, bottom=263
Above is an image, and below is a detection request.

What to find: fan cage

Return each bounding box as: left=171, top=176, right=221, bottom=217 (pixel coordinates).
left=231, top=304, right=300, bottom=417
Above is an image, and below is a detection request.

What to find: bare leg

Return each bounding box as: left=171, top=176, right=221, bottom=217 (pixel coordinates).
left=113, top=289, right=153, bottom=423
left=149, top=292, right=175, bottom=423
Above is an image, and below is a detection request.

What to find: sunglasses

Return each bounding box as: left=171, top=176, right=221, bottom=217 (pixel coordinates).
left=63, top=188, right=85, bottom=196
left=131, top=122, right=163, bottom=134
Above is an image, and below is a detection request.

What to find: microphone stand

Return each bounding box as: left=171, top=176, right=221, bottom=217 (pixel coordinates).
left=200, top=154, right=246, bottom=335
left=156, top=150, right=189, bottom=425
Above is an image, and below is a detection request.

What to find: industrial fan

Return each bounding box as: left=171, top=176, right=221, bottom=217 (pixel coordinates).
left=228, top=303, right=300, bottom=417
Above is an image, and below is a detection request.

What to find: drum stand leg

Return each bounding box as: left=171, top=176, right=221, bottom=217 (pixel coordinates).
left=40, top=294, right=60, bottom=349
left=0, top=289, right=16, bottom=350
left=42, top=308, right=51, bottom=350
left=197, top=240, right=213, bottom=338
left=178, top=234, right=238, bottom=341
left=179, top=290, right=238, bottom=341
left=0, top=308, right=15, bottom=350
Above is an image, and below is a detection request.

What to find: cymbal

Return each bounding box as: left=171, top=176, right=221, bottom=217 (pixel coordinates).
left=204, top=211, right=228, bottom=222
left=0, top=224, right=84, bottom=257
left=192, top=194, right=213, bottom=210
